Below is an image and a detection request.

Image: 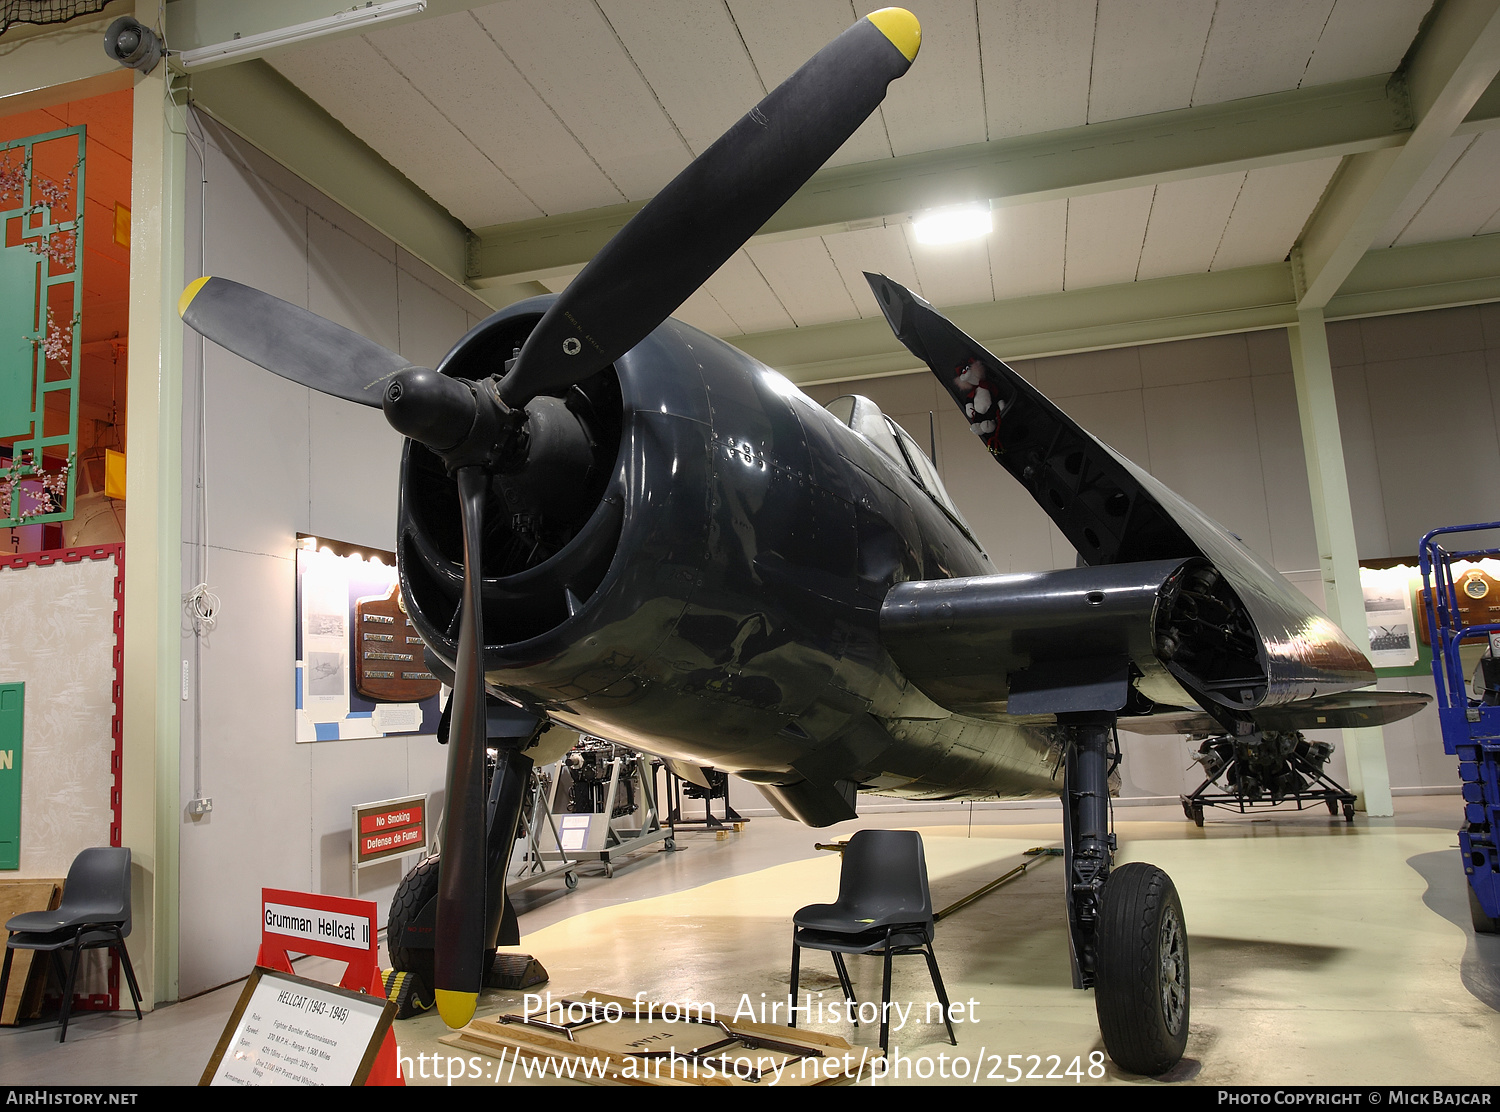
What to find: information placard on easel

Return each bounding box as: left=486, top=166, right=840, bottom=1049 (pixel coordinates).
left=201, top=967, right=396, bottom=1086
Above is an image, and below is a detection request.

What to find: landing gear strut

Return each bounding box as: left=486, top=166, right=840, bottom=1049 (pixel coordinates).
left=1061, top=713, right=1190, bottom=1076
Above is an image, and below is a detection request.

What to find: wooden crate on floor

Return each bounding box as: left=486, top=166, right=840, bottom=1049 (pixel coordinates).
left=0, top=880, right=63, bottom=1025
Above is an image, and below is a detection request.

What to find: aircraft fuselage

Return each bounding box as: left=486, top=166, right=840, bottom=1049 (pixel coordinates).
left=398, top=299, right=1066, bottom=815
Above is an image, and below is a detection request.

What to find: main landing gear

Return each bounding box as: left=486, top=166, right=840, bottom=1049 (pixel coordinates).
left=1062, top=713, right=1190, bottom=1077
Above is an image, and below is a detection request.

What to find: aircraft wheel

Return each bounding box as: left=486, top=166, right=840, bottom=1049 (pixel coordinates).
left=1094, top=862, right=1190, bottom=1077
left=1469, top=886, right=1498, bottom=934
left=388, top=855, right=441, bottom=989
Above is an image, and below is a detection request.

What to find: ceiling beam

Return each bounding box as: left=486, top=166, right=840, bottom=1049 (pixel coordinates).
left=470, top=75, right=1412, bottom=288
left=163, top=0, right=494, bottom=71
left=187, top=60, right=473, bottom=291
left=733, top=232, right=1500, bottom=386
left=1293, top=0, right=1500, bottom=309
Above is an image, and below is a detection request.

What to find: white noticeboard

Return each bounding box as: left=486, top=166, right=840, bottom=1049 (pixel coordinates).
left=202, top=968, right=395, bottom=1086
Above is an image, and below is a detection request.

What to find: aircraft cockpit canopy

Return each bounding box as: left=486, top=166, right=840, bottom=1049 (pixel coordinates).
left=823, top=394, right=973, bottom=533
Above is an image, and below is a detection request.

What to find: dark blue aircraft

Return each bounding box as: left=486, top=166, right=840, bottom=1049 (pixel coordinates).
left=178, top=7, right=1426, bottom=1076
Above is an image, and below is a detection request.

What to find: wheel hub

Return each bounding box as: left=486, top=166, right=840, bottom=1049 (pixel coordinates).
left=1159, top=905, right=1187, bottom=1035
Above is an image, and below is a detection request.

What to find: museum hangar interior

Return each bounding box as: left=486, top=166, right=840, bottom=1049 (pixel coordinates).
left=2, top=0, right=1500, bottom=1087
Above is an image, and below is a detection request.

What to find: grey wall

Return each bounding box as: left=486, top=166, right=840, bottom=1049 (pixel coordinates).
left=802, top=304, right=1500, bottom=801
left=177, top=114, right=494, bottom=997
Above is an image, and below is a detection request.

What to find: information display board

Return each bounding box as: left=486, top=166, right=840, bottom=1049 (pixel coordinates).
left=201, top=967, right=395, bottom=1086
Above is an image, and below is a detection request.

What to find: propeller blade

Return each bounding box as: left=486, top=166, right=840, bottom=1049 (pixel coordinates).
left=178, top=276, right=420, bottom=407
left=497, top=7, right=921, bottom=407
left=433, top=464, right=490, bottom=1029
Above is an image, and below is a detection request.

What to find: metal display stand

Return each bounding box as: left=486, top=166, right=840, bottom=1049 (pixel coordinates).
left=1179, top=733, right=1356, bottom=826
left=506, top=764, right=579, bottom=894
left=659, top=766, right=746, bottom=834
left=539, top=741, right=670, bottom=877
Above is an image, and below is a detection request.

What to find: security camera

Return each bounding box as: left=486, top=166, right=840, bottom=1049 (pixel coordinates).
left=104, top=16, right=163, bottom=74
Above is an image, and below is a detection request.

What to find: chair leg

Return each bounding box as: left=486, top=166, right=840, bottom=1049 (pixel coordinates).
left=922, top=945, right=957, bottom=1046
left=58, top=938, right=83, bottom=1043
left=788, top=940, right=800, bottom=1028
left=114, top=933, right=143, bottom=1020
left=880, top=932, right=894, bottom=1057
left=831, top=952, right=858, bottom=1027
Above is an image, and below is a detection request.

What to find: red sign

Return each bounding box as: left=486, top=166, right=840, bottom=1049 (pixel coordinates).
left=255, top=889, right=401, bottom=1086
left=360, top=826, right=424, bottom=856
left=353, top=794, right=427, bottom=866
left=358, top=804, right=423, bottom=835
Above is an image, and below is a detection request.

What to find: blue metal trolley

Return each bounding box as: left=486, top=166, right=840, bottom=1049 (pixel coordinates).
left=1418, top=522, right=1500, bottom=933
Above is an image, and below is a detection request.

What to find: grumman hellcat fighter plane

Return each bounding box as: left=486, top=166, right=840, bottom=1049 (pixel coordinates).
left=178, top=7, right=1428, bottom=1076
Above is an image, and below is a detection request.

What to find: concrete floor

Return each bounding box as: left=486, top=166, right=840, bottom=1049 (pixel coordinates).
left=2, top=795, right=1496, bottom=1087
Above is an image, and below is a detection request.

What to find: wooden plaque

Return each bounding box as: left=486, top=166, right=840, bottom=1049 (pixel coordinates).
left=1417, top=570, right=1500, bottom=645
left=353, top=585, right=440, bottom=703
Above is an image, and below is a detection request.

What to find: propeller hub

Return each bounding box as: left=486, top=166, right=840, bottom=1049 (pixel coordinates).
left=383, top=367, right=524, bottom=472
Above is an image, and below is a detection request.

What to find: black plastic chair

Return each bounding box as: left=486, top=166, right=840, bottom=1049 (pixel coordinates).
left=0, top=847, right=142, bottom=1042
left=789, top=829, right=956, bottom=1055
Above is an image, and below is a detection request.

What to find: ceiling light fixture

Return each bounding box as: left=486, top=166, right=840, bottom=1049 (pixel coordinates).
left=912, top=203, right=992, bottom=245
left=177, top=0, right=427, bottom=70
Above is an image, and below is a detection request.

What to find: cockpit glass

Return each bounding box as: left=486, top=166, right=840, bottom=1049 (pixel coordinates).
left=823, top=394, right=974, bottom=533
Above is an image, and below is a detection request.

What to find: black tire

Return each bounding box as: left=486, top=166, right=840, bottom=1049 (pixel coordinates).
left=388, top=855, right=441, bottom=989
left=1469, top=885, right=1499, bottom=934
left=1094, top=862, right=1190, bottom=1076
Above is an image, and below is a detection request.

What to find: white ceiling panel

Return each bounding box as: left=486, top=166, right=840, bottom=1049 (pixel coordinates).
left=1210, top=157, right=1341, bottom=271
left=1087, top=0, right=1217, bottom=123
left=905, top=224, right=994, bottom=308
left=728, top=0, right=893, bottom=167
left=1394, top=131, right=1500, bottom=245
left=597, top=0, right=766, bottom=156
left=743, top=238, right=860, bottom=326
left=1064, top=186, right=1155, bottom=289
left=989, top=199, right=1067, bottom=300
left=268, top=35, right=542, bottom=227
left=673, top=285, right=741, bottom=336
left=1301, top=0, right=1434, bottom=87
left=978, top=0, right=1094, bottom=140
left=702, top=251, right=796, bottom=334
left=1374, top=135, right=1474, bottom=248
left=823, top=224, right=926, bottom=317
left=469, top=0, right=693, bottom=203
left=1137, top=172, right=1246, bottom=281
left=1191, top=0, right=1336, bottom=106
left=365, top=15, right=622, bottom=215
left=879, top=0, right=988, bottom=156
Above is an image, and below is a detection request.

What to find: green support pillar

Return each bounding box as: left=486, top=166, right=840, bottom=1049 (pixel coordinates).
left=121, top=51, right=186, bottom=1005
left=1288, top=308, right=1393, bottom=816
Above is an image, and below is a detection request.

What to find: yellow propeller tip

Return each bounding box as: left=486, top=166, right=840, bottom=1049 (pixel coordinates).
left=178, top=276, right=211, bottom=319
left=435, top=988, right=478, bottom=1029
left=868, top=7, right=920, bottom=62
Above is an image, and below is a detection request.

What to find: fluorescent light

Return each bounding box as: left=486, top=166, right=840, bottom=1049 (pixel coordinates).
left=177, top=0, right=427, bottom=69
left=912, top=203, right=992, bottom=246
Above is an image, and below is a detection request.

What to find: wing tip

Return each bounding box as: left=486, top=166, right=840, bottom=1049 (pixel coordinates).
left=867, top=8, right=921, bottom=63
left=178, top=275, right=212, bottom=319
